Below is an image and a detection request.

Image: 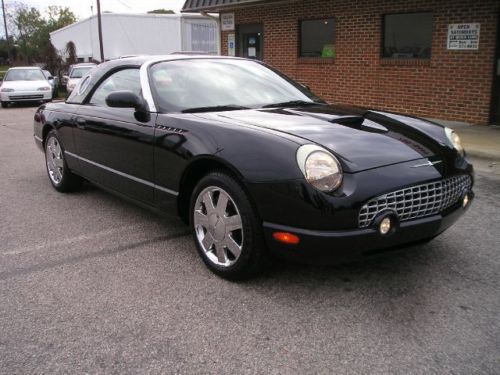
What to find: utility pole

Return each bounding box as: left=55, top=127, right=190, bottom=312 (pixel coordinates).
left=1, top=0, right=9, bottom=62
left=96, top=0, right=104, bottom=61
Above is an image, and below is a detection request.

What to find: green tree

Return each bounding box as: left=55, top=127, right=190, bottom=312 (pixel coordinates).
left=65, top=41, right=77, bottom=66
left=147, top=9, right=175, bottom=14
left=13, top=5, right=76, bottom=63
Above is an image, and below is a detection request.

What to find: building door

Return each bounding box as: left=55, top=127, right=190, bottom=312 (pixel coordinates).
left=491, top=13, right=500, bottom=124
left=238, top=24, right=263, bottom=60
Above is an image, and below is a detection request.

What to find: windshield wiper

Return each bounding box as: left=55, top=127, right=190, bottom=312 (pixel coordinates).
left=262, top=100, right=324, bottom=108
left=181, top=105, right=250, bottom=113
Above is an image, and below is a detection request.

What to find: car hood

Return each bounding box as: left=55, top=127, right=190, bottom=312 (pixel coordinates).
left=196, top=104, right=451, bottom=173
left=1, top=80, right=49, bottom=91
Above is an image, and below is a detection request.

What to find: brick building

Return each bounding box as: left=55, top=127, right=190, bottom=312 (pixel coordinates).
left=182, top=0, right=500, bottom=125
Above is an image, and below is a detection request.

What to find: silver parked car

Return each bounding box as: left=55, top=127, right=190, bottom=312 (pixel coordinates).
left=66, top=63, right=97, bottom=93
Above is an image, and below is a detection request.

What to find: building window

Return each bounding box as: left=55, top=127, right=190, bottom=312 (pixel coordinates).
left=300, top=19, right=335, bottom=58
left=382, top=13, right=433, bottom=59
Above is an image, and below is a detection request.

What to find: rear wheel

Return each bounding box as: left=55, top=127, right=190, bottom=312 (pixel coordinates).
left=45, top=130, right=82, bottom=192
left=190, top=172, right=268, bottom=280
left=1, top=102, right=8, bottom=108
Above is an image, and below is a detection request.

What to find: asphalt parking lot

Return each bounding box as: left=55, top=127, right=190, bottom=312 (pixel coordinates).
left=0, top=105, right=499, bottom=374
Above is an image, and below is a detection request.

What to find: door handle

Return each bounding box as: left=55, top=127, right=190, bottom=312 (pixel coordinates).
left=75, top=117, right=86, bottom=129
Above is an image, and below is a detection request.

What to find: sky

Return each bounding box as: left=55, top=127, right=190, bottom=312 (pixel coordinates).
left=20, top=0, right=187, bottom=18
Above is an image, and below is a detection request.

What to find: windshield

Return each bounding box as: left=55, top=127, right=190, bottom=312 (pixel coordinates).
left=70, top=67, right=93, bottom=78
left=4, top=69, right=46, bottom=81
left=149, top=59, right=322, bottom=113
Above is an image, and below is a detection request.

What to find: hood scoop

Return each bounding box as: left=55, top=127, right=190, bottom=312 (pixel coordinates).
left=285, top=109, right=388, bottom=133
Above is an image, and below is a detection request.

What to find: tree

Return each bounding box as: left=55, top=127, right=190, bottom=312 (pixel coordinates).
left=14, top=6, right=45, bottom=63
left=65, top=41, right=77, bottom=66
left=11, top=5, right=76, bottom=63
left=45, top=42, right=62, bottom=74
left=147, top=9, right=175, bottom=14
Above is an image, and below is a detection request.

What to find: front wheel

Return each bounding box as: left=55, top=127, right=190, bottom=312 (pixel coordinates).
left=1, top=101, right=8, bottom=108
left=45, top=130, right=82, bottom=192
left=190, top=172, right=268, bottom=280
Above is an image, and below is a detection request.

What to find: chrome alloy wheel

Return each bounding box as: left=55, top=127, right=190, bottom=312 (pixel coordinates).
left=45, top=136, right=64, bottom=185
left=193, top=186, right=244, bottom=267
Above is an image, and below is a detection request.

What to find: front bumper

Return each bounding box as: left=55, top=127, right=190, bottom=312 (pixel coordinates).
left=263, top=194, right=473, bottom=264
left=1, top=90, right=51, bottom=102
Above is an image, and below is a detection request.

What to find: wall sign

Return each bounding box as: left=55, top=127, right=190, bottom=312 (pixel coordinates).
left=221, top=13, right=235, bottom=31
left=447, top=23, right=480, bottom=50
left=227, top=33, right=235, bottom=57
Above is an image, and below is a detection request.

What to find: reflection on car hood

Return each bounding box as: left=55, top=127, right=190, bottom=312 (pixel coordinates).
left=1, top=80, right=49, bottom=91
left=196, top=103, right=451, bottom=172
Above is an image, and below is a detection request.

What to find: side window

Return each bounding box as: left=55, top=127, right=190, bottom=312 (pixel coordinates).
left=89, top=69, right=142, bottom=107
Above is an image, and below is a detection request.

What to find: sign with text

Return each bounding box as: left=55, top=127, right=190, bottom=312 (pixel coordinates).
left=227, top=34, right=235, bottom=56
left=447, top=23, right=480, bottom=50
left=221, top=13, right=235, bottom=31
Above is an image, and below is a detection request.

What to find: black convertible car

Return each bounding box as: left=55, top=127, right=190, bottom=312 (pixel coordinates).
left=34, top=55, right=474, bottom=279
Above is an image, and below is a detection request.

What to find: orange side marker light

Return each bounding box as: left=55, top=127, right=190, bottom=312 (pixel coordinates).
left=273, top=232, right=300, bottom=245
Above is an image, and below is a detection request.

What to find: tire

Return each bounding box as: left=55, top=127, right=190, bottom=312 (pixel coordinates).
left=1, top=102, right=8, bottom=108
left=44, top=130, right=82, bottom=192
left=190, top=171, right=268, bottom=280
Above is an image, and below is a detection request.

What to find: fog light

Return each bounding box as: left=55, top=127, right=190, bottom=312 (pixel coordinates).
left=463, top=193, right=469, bottom=208
left=379, top=217, right=392, bottom=235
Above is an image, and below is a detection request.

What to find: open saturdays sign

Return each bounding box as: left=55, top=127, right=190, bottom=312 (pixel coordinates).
left=447, top=23, right=480, bottom=50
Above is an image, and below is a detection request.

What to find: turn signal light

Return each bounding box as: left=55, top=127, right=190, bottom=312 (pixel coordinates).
left=273, top=232, right=300, bottom=245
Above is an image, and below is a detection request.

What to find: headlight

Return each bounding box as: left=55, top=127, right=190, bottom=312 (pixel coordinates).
left=37, top=87, right=50, bottom=91
left=1, top=88, right=14, bottom=92
left=445, top=127, right=465, bottom=157
left=296, top=144, right=343, bottom=192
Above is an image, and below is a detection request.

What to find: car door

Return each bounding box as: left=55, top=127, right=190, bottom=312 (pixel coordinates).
left=73, top=68, right=156, bottom=205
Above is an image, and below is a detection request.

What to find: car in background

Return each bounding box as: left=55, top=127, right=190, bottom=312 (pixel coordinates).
left=66, top=63, right=96, bottom=93
left=42, top=70, right=58, bottom=99
left=0, top=67, right=52, bottom=108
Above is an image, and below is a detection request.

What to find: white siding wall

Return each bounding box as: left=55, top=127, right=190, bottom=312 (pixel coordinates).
left=181, top=17, right=219, bottom=54
left=50, top=13, right=219, bottom=61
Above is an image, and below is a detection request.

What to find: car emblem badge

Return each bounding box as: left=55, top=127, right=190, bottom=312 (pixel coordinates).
left=411, top=160, right=443, bottom=168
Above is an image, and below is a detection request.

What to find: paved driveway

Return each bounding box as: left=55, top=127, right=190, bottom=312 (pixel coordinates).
left=0, top=105, right=499, bottom=374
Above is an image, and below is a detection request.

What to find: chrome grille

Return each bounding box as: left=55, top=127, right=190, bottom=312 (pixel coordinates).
left=358, top=175, right=472, bottom=228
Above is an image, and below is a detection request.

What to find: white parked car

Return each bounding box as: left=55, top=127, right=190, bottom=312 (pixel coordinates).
left=66, top=63, right=96, bottom=93
left=0, top=67, right=53, bottom=108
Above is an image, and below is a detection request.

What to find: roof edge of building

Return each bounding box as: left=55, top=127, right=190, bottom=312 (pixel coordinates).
left=181, top=0, right=295, bottom=13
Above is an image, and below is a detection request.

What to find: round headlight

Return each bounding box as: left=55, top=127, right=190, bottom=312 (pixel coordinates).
left=297, top=144, right=343, bottom=192
left=445, top=127, right=465, bottom=157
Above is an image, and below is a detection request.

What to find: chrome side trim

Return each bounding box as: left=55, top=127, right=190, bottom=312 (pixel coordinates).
left=64, top=151, right=179, bottom=196
left=34, top=135, right=43, bottom=143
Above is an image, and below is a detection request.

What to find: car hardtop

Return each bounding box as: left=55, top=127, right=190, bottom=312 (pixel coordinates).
left=80, top=55, right=254, bottom=86
left=7, top=66, right=44, bottom=71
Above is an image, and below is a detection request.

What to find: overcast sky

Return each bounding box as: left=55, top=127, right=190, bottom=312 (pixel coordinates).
left=20, top=0, right=187, bottom=18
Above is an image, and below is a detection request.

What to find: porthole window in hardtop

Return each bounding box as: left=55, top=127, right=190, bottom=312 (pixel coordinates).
left=382, top=13, right=433, bottom=59
left=300, top=19, right=336, bottom=58
left=89, top=68, right=142, bottom=107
